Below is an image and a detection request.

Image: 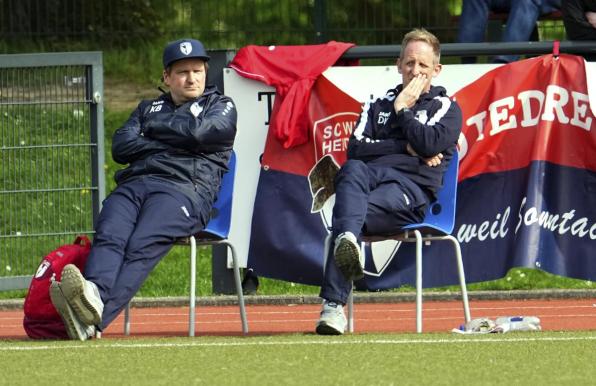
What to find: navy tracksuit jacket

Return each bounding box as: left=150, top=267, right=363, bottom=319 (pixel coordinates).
left=84, top=86, right=237, bottom=329
left=320, top=84, right=462, bottom=304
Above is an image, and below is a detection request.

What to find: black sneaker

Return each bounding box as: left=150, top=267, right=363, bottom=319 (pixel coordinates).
left=334, top=232, right=364, bottom=281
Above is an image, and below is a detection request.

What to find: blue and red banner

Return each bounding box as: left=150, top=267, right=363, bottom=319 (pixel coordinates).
left=453, top=54, right=595, bottom=283
left=247, top=54, right=595, bottom=288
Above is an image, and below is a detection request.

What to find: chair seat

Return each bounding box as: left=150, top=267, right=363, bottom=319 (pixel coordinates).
left=176, top=233, right=223, bottom=245
left=362, top=227, right=449, bottom=243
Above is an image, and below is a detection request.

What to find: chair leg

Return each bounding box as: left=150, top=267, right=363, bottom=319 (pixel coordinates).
left=189, top=235, right=197, bottom=337
left=124, top=303, right=131, bottom=336
left=414, top=230, right=423, bottom=333
left=347, top=284, right=354, bottom=333
left=322, top=233, right=332, bottom=272
left=347, top=239, right=368, bottom=334
left=446, top=235, right=471, bottom=323
left=225, top=241, right=248, bottom=334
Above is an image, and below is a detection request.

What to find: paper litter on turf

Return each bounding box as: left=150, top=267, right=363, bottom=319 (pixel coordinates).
left=452, top=316, right=542, bottom=334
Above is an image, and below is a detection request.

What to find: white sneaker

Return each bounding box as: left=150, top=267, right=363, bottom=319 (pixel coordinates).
left=49, top=281, right=96, bottom=341
left=60, top=264, right=104, bottom=326
left=315, top=300, right=347, bottom=335
left=334, top=232, right=364, bottom=281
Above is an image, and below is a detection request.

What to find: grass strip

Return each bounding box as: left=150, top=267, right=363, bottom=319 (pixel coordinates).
left=1, top=332, right=594, bottom=385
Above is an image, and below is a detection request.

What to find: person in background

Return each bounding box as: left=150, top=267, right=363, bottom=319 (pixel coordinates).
left=49, top=38, right=237, bottom=340
left=457, top=0, right=562, bottom=63
left=315, top=28, right=462, bottom=335
left=561, top=0, right=596, bottom=61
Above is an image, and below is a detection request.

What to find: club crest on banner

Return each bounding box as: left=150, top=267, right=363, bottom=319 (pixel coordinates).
left=308, top=112, right=357, bottom=228
left=312, top=112, right=358, bottom=163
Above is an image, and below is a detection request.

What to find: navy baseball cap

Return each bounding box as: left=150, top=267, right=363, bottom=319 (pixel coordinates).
left=162, top=38, right=210, bottom=68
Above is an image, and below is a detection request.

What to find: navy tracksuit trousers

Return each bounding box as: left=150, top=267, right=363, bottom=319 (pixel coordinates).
left=84, top=177, right=209, bottom=329
left=319, top=159, right=430, bottom=305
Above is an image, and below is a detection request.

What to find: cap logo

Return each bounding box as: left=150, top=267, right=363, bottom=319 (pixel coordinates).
left=179, top=42, right=192, bottom=55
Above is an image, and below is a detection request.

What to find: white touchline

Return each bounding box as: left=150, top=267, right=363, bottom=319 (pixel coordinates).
left=1, top=335, right=595, bottom=351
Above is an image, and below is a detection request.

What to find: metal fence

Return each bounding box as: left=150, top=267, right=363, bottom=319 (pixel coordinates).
left=0, top=52, right=105, bottom=290
left=0, top=0, right=565, bottom=51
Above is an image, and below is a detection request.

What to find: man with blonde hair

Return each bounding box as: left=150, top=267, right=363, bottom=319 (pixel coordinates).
left=316, top=28, right=462, bottom=335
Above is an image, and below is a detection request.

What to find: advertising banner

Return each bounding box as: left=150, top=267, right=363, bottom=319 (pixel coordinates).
left=226, top=55, right=595, bottom=288
left=453, top=54, right=595, bottom=284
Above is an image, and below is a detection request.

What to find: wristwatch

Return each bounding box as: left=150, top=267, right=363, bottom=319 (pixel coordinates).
left=398, top=107, right=410, bottom=116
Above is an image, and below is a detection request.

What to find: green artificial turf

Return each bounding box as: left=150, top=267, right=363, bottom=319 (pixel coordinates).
left=1, top=332, right=594, bottom=385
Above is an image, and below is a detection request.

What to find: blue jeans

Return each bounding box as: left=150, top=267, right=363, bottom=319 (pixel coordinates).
left=457, top=0, right=560, bottom=63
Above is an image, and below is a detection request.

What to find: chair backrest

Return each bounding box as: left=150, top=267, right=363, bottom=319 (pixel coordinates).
left=403, top=151, right=459, bottom=235
left=198, top=150, right=236, bottom=240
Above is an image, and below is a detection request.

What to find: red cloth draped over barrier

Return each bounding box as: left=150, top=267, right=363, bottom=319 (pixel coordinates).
left=230, top=41, right=354, bottom=149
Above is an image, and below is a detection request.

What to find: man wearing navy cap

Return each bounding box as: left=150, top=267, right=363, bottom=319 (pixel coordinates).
left=49, top=38, right=238, bottom=340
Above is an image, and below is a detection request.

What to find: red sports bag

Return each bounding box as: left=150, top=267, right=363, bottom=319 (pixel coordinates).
left=23, top=235, right=91, bottom=339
